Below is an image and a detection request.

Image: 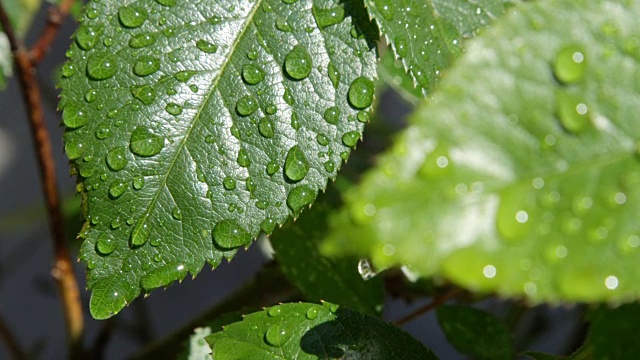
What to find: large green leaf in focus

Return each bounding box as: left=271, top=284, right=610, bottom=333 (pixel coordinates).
left=365, top=0, right=514, bottom=95
left=59, top=0, right=377, bottom=319
left=323, top=0, right=640, bottom=303
left=206, top=302, right=437, bottom=359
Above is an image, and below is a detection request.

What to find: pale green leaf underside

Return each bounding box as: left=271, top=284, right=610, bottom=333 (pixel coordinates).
left=206, top=302, right=437, bottom=359
left=365, top=0, right=513, bottom=94
left=59, top=0, right=376, bottom=319
left=324, top=0, right=640, bottom=303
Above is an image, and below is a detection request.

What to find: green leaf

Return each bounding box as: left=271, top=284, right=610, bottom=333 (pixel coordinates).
left=323, top=0, right=640, bottom=303
left=206, top=302, right=437, bottom=359
left=272, top=192, right=384, bottom=315
left=364, top=0, right=513, bottom=94
left=59, top=0, right=377, bottom=319
left=437, top=305, right=513, bottom=360
left=586, top=304, right=640, bottom=360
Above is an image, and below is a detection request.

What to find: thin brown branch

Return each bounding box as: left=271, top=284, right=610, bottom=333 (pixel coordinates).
left=0, top=309, right=27, bottom=360
left=392, top=287, right=464, bottom=327
left=0, top=3, right=84, bottom=358
left=29, top=0, right=76, bottom=65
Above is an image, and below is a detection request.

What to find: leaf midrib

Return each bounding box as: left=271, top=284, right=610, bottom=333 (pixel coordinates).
left=134, top=0, right=264, bottom=242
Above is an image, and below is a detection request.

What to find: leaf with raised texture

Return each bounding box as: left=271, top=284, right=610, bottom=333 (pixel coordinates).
left=437, top=305, right=513, bottom=360
left=206, top=302, right=437, bottom=359
left=323, top=0, right=640, bottom=303
left=59, top=0, right=377, bottom=319
left=365, top=0, right=514, bottom=94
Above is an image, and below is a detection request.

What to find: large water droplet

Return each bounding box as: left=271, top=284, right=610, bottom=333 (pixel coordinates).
left=264, top=324, right=289, bottom=347
left=237, top=148, right=251, bottom=167
left=65, top=141, right=84, bottom=160
left=129, top=32, right=158, bottom=48
left=130, top=126, right=164, bottom=157
left=258, top=118, right=275, bottom=138
left=236, top=96, right=258, bottom=116
left=87, top=53, right=117, bottom=80
left=106, top=147, right=128, bottom=171
left=284, top=45, right=312, bottom=80
left=284, top=145, right=309, bottom=182
left=109, top=180, right=128, bottom=199
left=341, top=131, right=359, bottom=147
left=196, top=39, right=218, bottom=53
left=242, top=64, right=266, bottom=85
left=348, top=77, right=375, bottom=109
left=213, top=220, right=251, bottom=248
left=287, top=185, right=316, bottom=213
left=324, top=106, right=340, bottom=125
left=133, top=56, right=160, bottom=77
left=75, top=25, right=102, bottom=50
left=130, top=84, right=156, bottom=105
left=118, top=6, right=147, bottom=28
left=553, top=45, right=586, bottom=84
left=96, top=232, right=116, bottom=255
left=62, top=102, right=88, bottom=129
left=131, top=220, right=149, bottom=246
left=313, top=5, right=345, bottom=29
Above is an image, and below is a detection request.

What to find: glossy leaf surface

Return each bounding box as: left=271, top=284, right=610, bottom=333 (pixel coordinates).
left=324, top=0, right=640, bottom=302
left=365, top=0, right=513, bottom=94
left=207, top=302, right=437, bottom=359
left=59, top=0, right=377, bottom=319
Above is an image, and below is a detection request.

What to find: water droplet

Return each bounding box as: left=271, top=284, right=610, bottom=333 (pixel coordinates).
left=62, top=102, right=88, bottom=129
left=155, top=0, right=176, bottom=6
left=129, top=32, right=158, bottom=48
left=283, top=88, right=295, bottom=105
left=348, top=77, right=375, bottom=109
left=65, top=141, right=84, bottom=160
left=118, top=6, right=147, bottom=28
left=268, top=306, right=281, bottom=317
left=106, top=147, right=128, bottom=171
left=553, top=45, right=586, bottom=84
left=327, top=62, right=340, bottom=88
left=357, top=110, right=370, bottom=123
left=131, top=220, right=149, bottom=246
left=87, top=53, right=117, bottom=80
left=276, top=17, right=292, bottom=32
left=284, top=45, right=312, bottom=80
left=287, top=185, right=316, bottom=213
left=175, top=70, right=196, bottom=82
left=291, top=112, right=301, bottom=130
left=305, top=307, right=318, bottom=320
left=84, top=90, right=98, bottom=103
left=264, top=324, right=289, bottom=347
left=284, top=145, right=309, bottom=181
left=258, top=118, right=275, bottom=138
left=111, top=218, right=121, bottom=229
left=237, top=148, right=251, bottom=167
left=133, top=56, right=160, bottom=77
left=86, top=7, right=99, bottom=19
left=317, top=134, right=329, bottom=146
left=324, top=106, right=340, bottom=125
left=375, top=0, right=394, bottom=20
left=261, top=217, right=276, bottom=234
left=213, top=220, right=251, bottom=248
left=132, top=175, right=145, bottom=190
left=242, top=64, right=266, bottom=85
left=75, top=25, right=102, bottom=50
left=395, top=36, right=408, bottom=57
left=223, top=177, right=236, bottom=190
left=205, top=134, right=215, bottom=143
left=341, top=131, right=359, bottom=147
left=313, top=5, right=345, bottom=29
left=131, top=84, right=158, bottom=105
left=165, top=102, right=183, bottom=116
left=61, top=63, right=76, bottom=78
left=196, top=39, right=218, bottom=53
left=283, top=0, right=298, bottom=4
left=236, top=95, right=258, bottom=116
left=109, top=180, right=128, bottom=199
left=265, top=104, right=277, bottom=115
left=323, top=160, right=335, bottom=173
left=556, top=90, right=590, bottom=133
left=130, top=126, right=164, bottom=157
left=265, top=161, right=279, bottom=176
left=230, top=125, right=241, bottom=139
left=96, top=233, right=116, bottom=255
left=172, top=207, right=182, bottom=220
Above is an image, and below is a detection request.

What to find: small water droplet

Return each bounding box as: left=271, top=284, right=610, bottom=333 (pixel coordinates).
left=323, top=160, right=335, bottom=173
left=553, top=45, right=586, bottom=84
left=62, top=102, right=88, bottom=129
left=129, top=32, right=158, bottom=48
left=327, top=62, right=340, bottom=88
left=213, top=220, right=251, bottom=248
left=109, top=180, right=128, bottom=199
left=172, top=207, right=182, bottom=220
left=237, top=149, right=251, bottom=167
left=258, top=118, right=275, bottom=138
left=130, top=126, right=164, bottom=157
left=133, top=56, right=160, bottom=77
left=131, top=220, right=149, bottom=246
left=223, top=177, right=236, bottom=190
left=287, top=185, right=316, bottom=213
left=285, top=45, right=312, bottom=80
left=130, top=84, right=156, bottom=105
left=242, top=64, right=266, bottom=85
left=75, top=25, right=102, bottom=50
left=556, top=90, right=590, bottom=133
left=196, top=39, right=219, bottom=53
left=165, top=102, right=183, bottom=116
left=283, top=88, right=295, bottom=105
left=323, top=106, right=340, bottom=125
left=96, top=233, right=116, bottom=255
left=268, top=306, right=281, bottom=317
left=313, top=5, right=345, bottom=29
left=87, top=53, right=117, bottom=80
left=132, top=175, right=145, bottom=190
left=341, top=131, right=359, bottom=147
left=61, top=63, right=76, bottom=78
left=317, top=134, right=329, bottom=146
left=118, top=6, right=148, bottom=28
left=106, top=147, right=128, bottom=171
left=348, top=77, right=375, bottom=109
left=236, top=96, right=259, bottom=116
left=305, top=307, right=318, bottom=320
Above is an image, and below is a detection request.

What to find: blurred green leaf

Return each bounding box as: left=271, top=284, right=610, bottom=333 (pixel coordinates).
left=323, top=0, right=640, bottom=302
